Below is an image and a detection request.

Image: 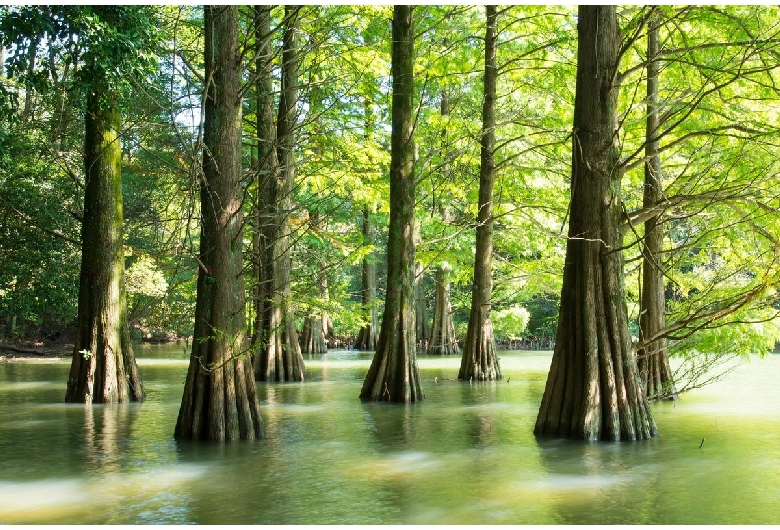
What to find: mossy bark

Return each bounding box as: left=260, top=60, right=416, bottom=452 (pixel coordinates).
left=534, top=6, right=656, bottom=441
left=65, top=84, right=143, bottom=404
left=360, top=5, right=423, bottom=403
left=175, top=6, right=264, bottom=442
left=459, top=5, right=502, bottom=382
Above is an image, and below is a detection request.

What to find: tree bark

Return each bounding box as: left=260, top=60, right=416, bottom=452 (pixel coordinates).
left=415, top=262, right=429, bottom=351
left=251, top=5, right=276, bottom=377
left=175, top=6, right=264, bottom=442
left=360, top=5, right=423, bottom=403
left=355, top=206, right=379, bottom=351
left=534, top=6, right=656, bottom=441
left=639, top=13, right=677, bottom=401
left=300, top=210, right=329, bottom=355
left=65, top=81, right=143, bottom=404
left=355, top=99, right=379, bottom=352
left=459, top=5, right=502, bottom=382
left=427, top=264, right=460, bottom=355
left=255, top=5, right=305, bottom=381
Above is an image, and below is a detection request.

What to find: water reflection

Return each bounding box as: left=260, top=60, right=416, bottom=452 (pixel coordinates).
left=1, top=350, right=779, bottom=524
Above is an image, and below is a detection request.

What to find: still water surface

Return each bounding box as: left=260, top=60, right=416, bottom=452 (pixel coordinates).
left=1, top=346, right=779, bottom=524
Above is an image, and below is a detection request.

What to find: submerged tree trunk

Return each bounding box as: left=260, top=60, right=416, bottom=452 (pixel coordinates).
left=639, top=14, right=677, bottom=401
left=360, top=5, right=423, bottom=403
left=427, top=264, right=460, bottom=355
left=459, top=5, right=501, bottom=382
left=534, top=6, right=656, bottom=441
left=355, top=206, right=379, bottom=351
left=255, top=5, right=305, bottom=381
left=65, top=83, right=143, bottom=404
left=175, top=6, right=264, bottom=442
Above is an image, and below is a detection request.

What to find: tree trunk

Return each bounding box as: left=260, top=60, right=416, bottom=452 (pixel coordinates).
left=639, top=13, right=677, bottom=401
left=300, top=211, right=329, bottom=355
left=360, top=5, right=423, bottom=403
left=355, top=206, right=379, bottom=350
left=459, top=5, right=502, bottom=382
left=427, top=264, right=460, bottom=355
left=255, top=5, right=305, bottom=381
left=415, top=262, right=429, bottom=351
left=251, top=5, right=276, bottom=372
left=175, top=6, right=264, bottom=442
left=354, top=102, right=379, bottom=352
left=534, top=6, right=656, bottom=441
left=65, top=82, right=143, bottom=404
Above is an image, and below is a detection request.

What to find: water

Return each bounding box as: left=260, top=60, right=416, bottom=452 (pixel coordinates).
left=1, top=345, right=779, bottom=524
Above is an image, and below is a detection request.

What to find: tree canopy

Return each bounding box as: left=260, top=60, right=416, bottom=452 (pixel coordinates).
left=2, top=5, right=780, bottom=413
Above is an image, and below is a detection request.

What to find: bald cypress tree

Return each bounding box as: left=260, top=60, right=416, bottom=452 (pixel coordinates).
left=360, top=5, right=423, bottom=403
left=534, top=6, right=656, bottom=441
left=175, top=6, right=264, bottom=442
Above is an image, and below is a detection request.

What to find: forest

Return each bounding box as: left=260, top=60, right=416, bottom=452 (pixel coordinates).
left=2, top=5, right=780, bottom=443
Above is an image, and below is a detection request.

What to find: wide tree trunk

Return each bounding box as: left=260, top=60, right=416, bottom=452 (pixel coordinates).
left=360, top=5, right=423, bottom=403
left=65, top=84, right=143, bottom=404
left=354, top=206, right=379, bottom=351
left=639, top=14, right=677, bottom=401
left=427, top=264, right=460, bottom=355
left=175, top=6, right=264, bottom=442
left=459, top=5, right=502, bottom=382
left=255, top=5, right=305, bottom=381
left=534, top=6, right=656, bottom=441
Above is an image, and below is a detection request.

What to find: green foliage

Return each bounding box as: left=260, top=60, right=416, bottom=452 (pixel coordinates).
left=1, top=3, right=780, bottom=365
left=492, top=304, right=530, bottom=341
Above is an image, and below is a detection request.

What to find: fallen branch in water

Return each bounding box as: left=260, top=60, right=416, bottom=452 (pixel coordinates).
left=0, top=344, right=47, bottom=356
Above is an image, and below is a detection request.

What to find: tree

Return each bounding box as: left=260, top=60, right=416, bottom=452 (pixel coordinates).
left=360, top=5, right=423, bottom=403
left=0, top=6, right=161, bottom=404
left=427, top=263, right=460, bottom=355
left=459, top=5, right=502, bottom=382
left=174, top=5, right=264, bottom=442
left=66, top=71, right=144, bottom=403
left=637, top=12, right=676, bottom=401
left=354, top=206, right=379, bottom=351
left=534, top=6, right=657, bottom=441
left=254, top=5, right=305, bottom=381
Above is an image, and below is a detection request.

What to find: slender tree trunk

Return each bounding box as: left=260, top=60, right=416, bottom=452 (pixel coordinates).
left=360, top=5, right=423, bottom=403
left=256, top=5, right=305, bottom=381
left=251, top=5, right=276, bottom=377
left=427, top=264, right=460, bottom=355
left=300, top=213, right=328, bottom=355
left=534, top=6, right=656, bottom=441
left=415, top=262, right=429, bottom=351
left=21, top=39, right=37, bottom=122
left=175, top=6, right=264, bottom=442
left=65, top=82, right=143, bottom=404
left=355, top=99, right=379, bottom=351
left=639, top=14, right=677, bottom=401
left=355, top=205, right=379, bottom=351
left=459, top=5, right=501, bottom=382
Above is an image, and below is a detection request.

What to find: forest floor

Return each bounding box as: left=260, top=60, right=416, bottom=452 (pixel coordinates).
left=0, top=339, right=72, bottom=362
